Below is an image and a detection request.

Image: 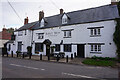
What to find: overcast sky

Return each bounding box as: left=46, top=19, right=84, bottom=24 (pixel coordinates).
left=0, top=0, right=111, bottom=31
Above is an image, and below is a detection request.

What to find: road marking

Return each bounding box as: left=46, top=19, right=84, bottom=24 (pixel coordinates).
left=62, top=72, right=106, bottom=80
left=41, top=69, right=45, bottom=71
left=10, top=64, right=39, bottom=70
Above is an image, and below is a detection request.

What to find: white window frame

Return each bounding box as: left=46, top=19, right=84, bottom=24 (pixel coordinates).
left=37, top=33, right=44, bottom=39
left=87, top=26, right=104, bottom=37
left=18, top=31, right=23, bottom=36
left=90, top=28, right=101, bottom=36
left=90, top=44, right=102, bottom=53
left=64, top=30, right=71, bottom=38
left=62, top=14, right=68, bottom=24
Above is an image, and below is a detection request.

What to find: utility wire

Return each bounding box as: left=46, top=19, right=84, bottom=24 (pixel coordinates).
left=49, top=0, right=59, bottom=9
left=7, top=0, right=23, bottom=23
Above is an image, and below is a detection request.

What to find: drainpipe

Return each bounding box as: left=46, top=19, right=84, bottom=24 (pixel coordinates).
left=31, top=30, right=33, bottom=47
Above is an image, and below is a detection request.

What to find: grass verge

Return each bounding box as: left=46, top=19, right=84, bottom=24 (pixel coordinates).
left=82, top=59, right=116, bottom=67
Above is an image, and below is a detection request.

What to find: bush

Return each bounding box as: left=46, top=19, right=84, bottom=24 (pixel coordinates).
left=91, top=56, right=116, bottom=61
left=82, top=59, right=116, bottom=67
left=16, top=51, right=21, bottom=54
left=27, top=46, right=32, bottom=55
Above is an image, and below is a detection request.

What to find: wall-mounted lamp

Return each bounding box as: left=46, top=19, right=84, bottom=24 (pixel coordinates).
left=109, top=43, right=112, bottom=45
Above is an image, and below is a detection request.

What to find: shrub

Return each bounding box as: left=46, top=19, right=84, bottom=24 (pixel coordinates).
left=91, top=56, right=116, bottom=61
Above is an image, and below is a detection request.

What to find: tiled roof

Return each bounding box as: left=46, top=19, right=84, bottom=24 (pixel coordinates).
left=17, top=5, right=120, bottom=31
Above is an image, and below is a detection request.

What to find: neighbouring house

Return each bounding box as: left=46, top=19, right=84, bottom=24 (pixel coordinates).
left=6, top=2, right=120, bottom=58
left=0, top=28, right=14, bottom=54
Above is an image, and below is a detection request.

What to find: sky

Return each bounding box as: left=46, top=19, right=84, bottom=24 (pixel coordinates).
left=0, top=0, right=111, bottom=31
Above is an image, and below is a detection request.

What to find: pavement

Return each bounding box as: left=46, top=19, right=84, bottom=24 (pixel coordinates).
left=2, top=57, right=119, bottom=79
left=5, top=54, right=120, bottom=68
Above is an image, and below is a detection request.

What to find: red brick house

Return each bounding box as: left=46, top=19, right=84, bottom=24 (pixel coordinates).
left=0, top=28, right=14, bottom=48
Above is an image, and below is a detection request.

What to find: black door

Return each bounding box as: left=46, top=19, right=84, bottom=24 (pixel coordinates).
left=46, top=45, right=50, bottom=56
left=77, top=44, right=84, bottom=58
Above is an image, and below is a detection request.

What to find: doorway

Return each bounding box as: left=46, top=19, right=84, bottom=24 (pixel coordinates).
left=46, top=45, right=50, bottom=56
left=77, top=44, right=85, bottom=58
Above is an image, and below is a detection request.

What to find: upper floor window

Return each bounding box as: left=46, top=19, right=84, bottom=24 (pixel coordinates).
left=40, top=19, right=44, bottom=27
left=64, top=30, right=71, bottom=38
left=18, top=31, right=23, bottom=36
left=37, top=33, right=44, bottom=39
left=87, top=26, right=104, bottom=37
left=62, top=14, right=68, bottom=24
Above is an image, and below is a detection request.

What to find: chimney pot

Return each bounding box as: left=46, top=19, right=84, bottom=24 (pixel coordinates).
left=60, top=9, right=64, bottom=14
left=111, top=0, right=119, bottom=5
left=39, top=11, right=44, bottom=21
left=24, top=17, right=29, bottom=25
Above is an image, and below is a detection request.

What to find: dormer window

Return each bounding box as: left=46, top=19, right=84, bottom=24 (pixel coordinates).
left=62, top=14, right=68, bottom=24
left=40, top=19, right=44, bottom=27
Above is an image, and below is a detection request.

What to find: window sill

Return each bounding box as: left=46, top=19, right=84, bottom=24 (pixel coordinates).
left=90, top=35, right=101, bottom=37
left=90, top=52, right=102, bottom=54
left=64, top=51, right=71, bottom=52
left=63, top=37, right=71, bottom=38
left=38, top=38, right=43, bottom=39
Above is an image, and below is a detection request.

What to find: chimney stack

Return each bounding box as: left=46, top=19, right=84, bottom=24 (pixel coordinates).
left=111, top=0, right=119, bottom=5
left=60, top=9, right=64, bottom=14
left=24, top=17, right=29, bottom=25
left=39, top=11, right=44, bottom=21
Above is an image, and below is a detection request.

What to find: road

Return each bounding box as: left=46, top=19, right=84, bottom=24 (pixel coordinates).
left=2, top=57, right=119, bottom=80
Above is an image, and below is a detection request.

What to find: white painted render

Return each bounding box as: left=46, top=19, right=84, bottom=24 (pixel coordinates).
left=7, top=20, right=117, bottom=58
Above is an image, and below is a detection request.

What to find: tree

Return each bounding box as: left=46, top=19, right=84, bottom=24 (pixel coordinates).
left=113, top=2, right=120, bottom=61
left=113, top=19, right=120, bottom=59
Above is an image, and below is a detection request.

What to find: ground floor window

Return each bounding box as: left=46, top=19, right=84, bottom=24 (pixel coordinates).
left=35, top=43, right=43, bottom=52
left=18, top=42, right=22, bottom=51
left=64, top=44, right=71, bottom=52
left=91, top=44, right=101, bottom=52
left=55, top=44, right=60, bottom=51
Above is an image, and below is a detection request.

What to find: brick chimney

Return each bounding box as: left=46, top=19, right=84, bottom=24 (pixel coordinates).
left=60, top=9, right=64, bottom=14
left=111, top=0, right=119, bottom=5
left=39, top=11, right=44, bottom=21
left=24, top=17, right=29, bottom=25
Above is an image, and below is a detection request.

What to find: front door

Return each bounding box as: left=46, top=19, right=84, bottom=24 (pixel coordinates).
left=46, top=45, right=50, bottom=56
left=77, top=44, right=84, bottom=58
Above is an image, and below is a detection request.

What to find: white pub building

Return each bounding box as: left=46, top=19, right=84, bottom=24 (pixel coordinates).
left=6, top=4, right=120, bottom=58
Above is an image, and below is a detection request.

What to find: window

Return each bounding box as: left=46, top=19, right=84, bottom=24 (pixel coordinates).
left=64, top=30, right=71, bottom=38
left=18, top=31, right=23, bottom=36
left=88, top=26, right=104, bottom=37
left=90, top=28, right=101, bottom=36
left=8, top=44, right=11, bottom=51
left=91, top=44, right=101, bottom=52
left=55, top=44, right=60, bottom=51
left=18, top=42, right=22, bottom=51
left=62, top=18, right=67, bottom=24
left=62, top=14, right=68, bottom=24
left=35, top=43, right=43, bottom=52
left=64, top=44, right=71, bottom=52
left=37, top=33, right=44, bottom=39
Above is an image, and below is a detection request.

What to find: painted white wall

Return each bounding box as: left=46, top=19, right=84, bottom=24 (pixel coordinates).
left=8, top=20, right=117, bottom=58
left=10, top=30, right=32, bottom=54
left=32, top=20, right=117, bottom=58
